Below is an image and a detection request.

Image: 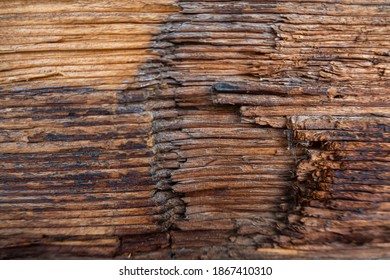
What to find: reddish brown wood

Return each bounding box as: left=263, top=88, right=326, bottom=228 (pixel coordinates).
left=0, top=0, right=389, bottom=259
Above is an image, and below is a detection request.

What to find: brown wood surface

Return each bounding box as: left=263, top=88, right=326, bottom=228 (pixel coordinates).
left=0, top=0, right=389, bottom=259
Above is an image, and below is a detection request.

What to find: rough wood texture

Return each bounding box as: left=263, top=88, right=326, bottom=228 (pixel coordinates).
left=0, top=0, right=389, bottom=259
left=0, top=0, right=180, bottom=259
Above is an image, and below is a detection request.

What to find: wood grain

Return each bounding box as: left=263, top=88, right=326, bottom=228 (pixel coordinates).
left=0, top=0, right=179, bottom=259
left=1, top=0, right=389, bottom=259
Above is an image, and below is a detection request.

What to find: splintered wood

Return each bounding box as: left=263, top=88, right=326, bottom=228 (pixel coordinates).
left=0, top=0, right=389, bottom=259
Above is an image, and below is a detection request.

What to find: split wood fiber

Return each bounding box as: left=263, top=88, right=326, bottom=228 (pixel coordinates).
left=0, top=0, right=389, bottom=259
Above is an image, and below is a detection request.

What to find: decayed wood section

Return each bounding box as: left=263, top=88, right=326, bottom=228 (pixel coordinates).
left=0, top=0, right=389, bottom=259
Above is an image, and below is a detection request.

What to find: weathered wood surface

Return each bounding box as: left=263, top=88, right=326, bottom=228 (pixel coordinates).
left=0, top=0, right=389, bottom=259
left=0, top=0, right=180, bottom=259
